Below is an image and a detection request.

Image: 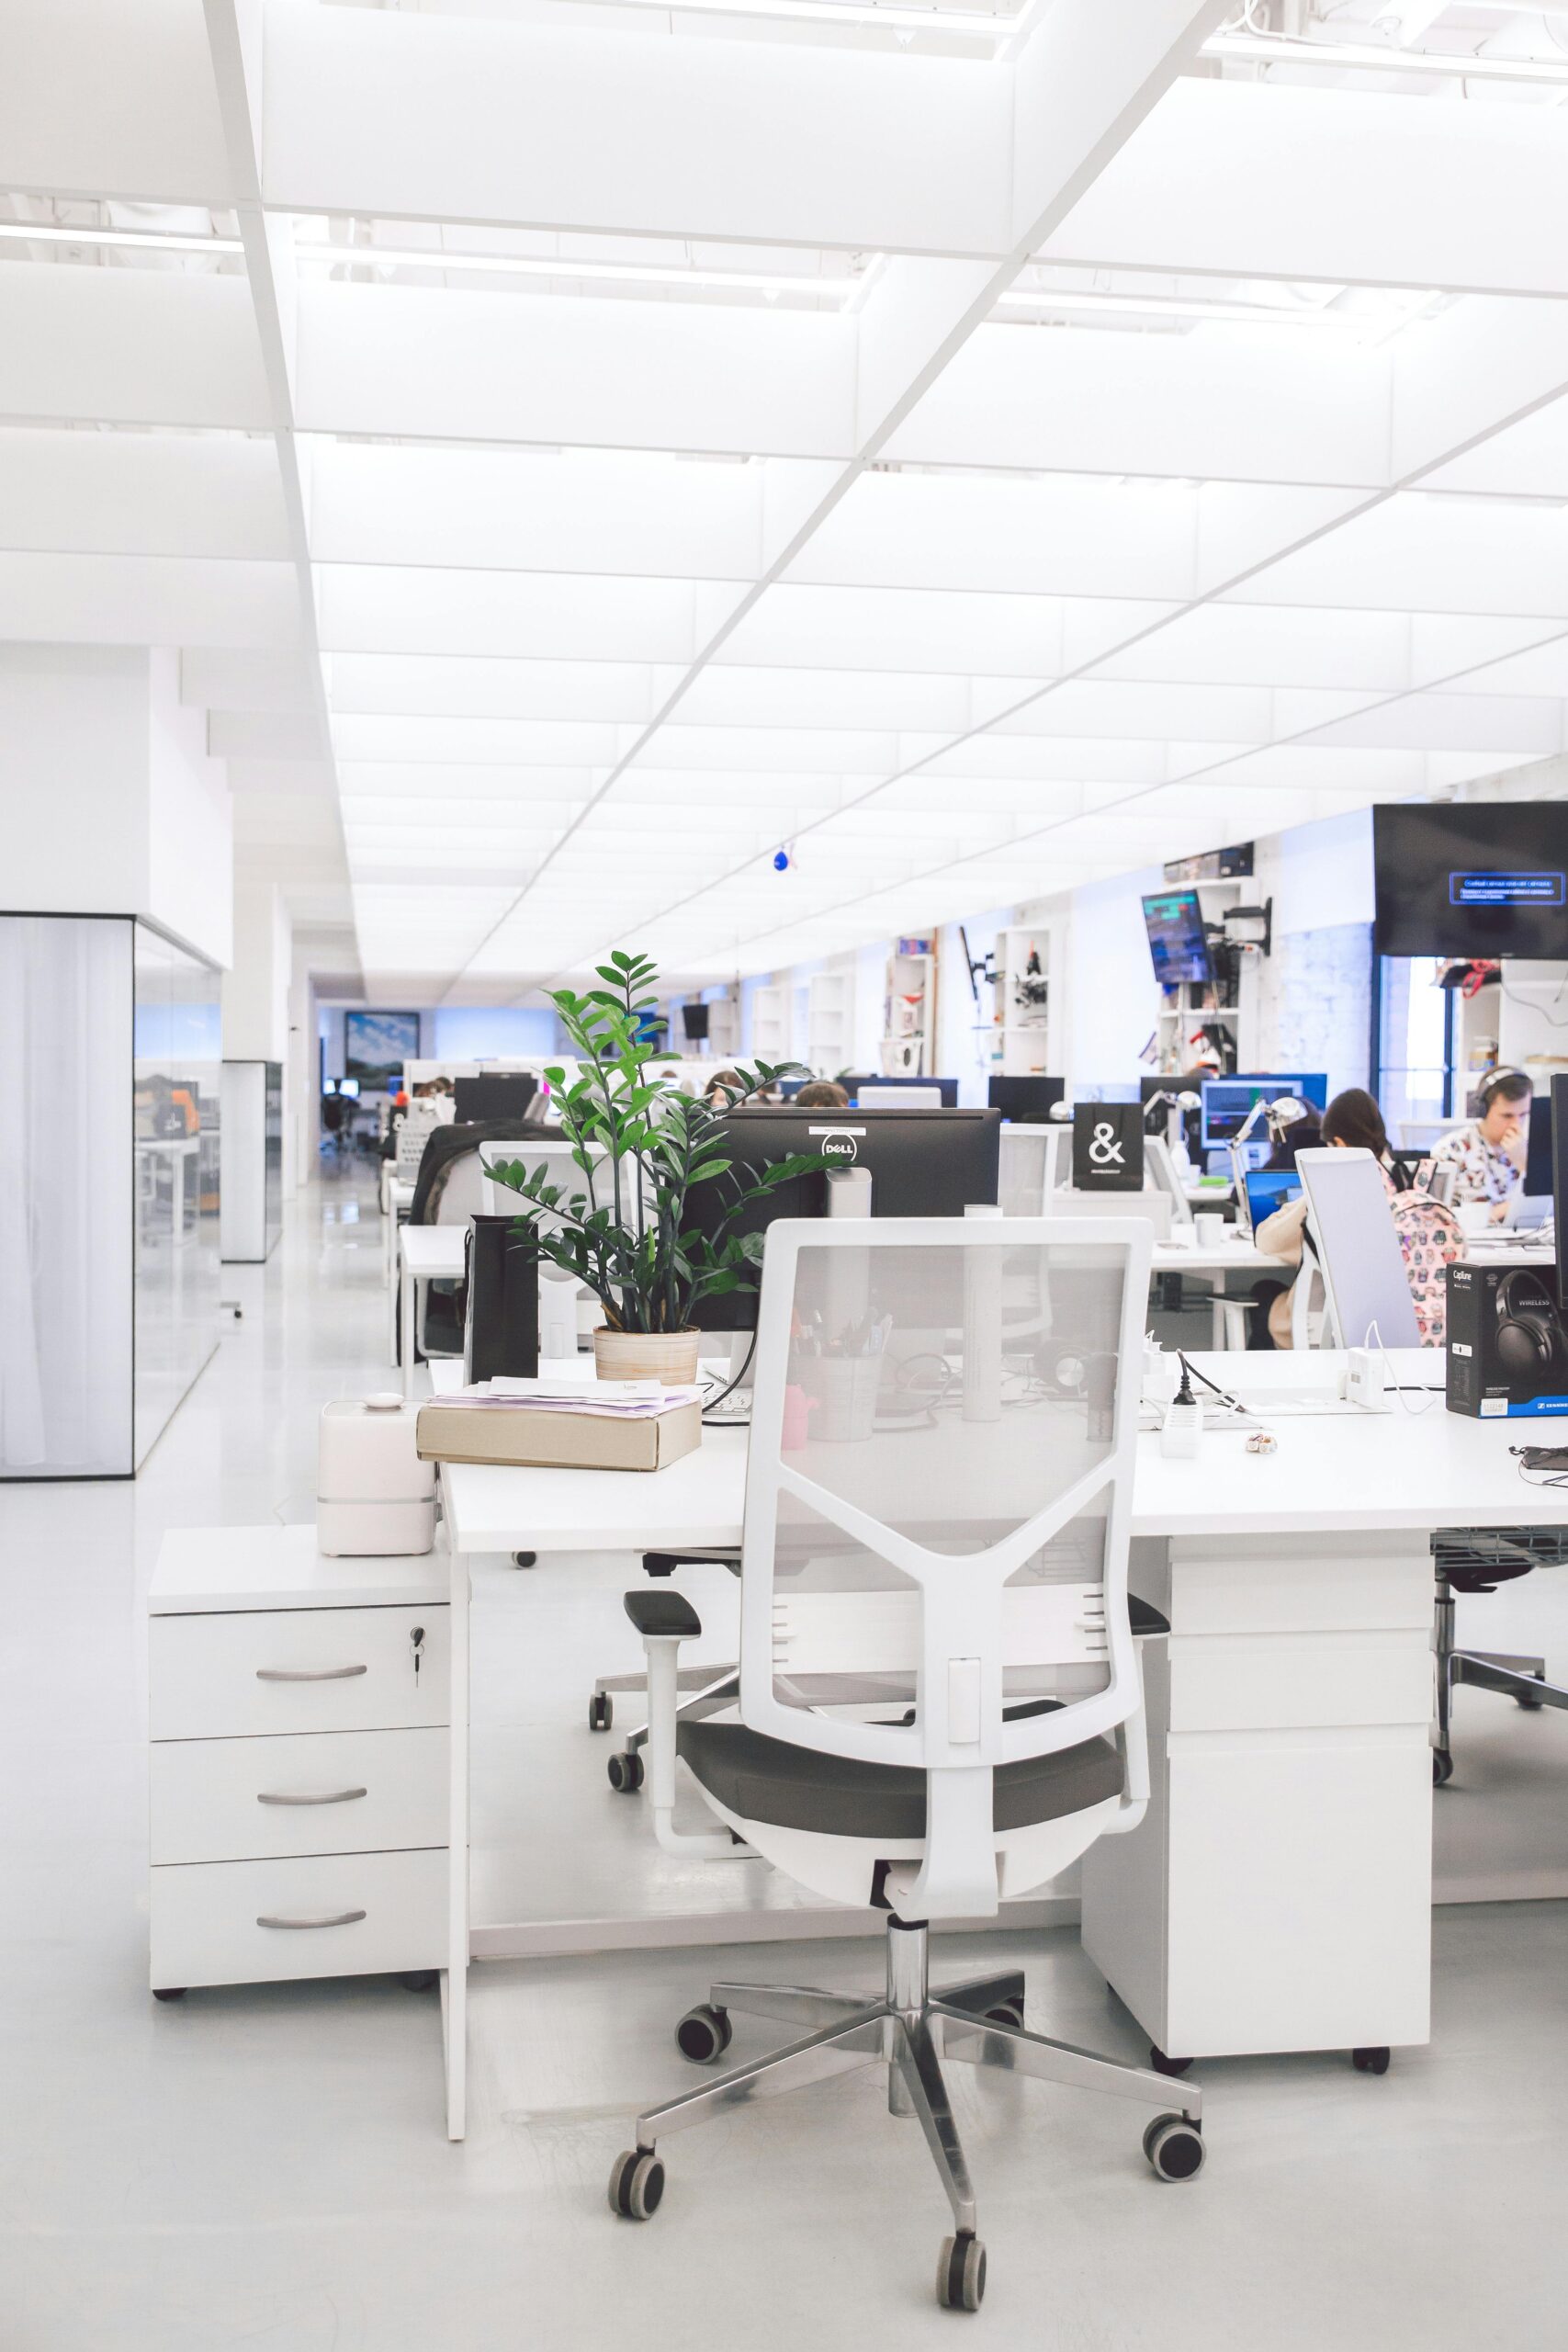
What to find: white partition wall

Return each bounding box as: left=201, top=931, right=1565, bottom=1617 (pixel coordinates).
left=0, top=914, right=134, bottom=1477
left=132, top=926, right=222, bottom=1466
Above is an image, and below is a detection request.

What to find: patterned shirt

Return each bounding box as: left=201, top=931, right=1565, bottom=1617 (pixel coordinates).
left=1430, top=1121, right=1521, bottom=1207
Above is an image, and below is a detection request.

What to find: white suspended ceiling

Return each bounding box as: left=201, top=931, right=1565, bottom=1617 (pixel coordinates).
left=4, top=0, right=1568, bottom=998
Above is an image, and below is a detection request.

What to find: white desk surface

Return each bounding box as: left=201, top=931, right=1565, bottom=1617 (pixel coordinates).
left=400, top=1225, right=468, bottom=1277
left=431, top=1349, right=1568, bottom=1555
left=149, top=1523, right=449, bottom=1612
left=1151, top=1235, right=1271, bottom=1274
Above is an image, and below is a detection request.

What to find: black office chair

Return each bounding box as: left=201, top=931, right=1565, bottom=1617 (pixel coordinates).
left=1432, top=1527, right=1568, bottom=1784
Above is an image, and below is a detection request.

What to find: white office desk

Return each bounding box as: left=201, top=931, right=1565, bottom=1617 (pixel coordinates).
left=1150, top=1234, right=1271, bottom=1278
left=430, top=1351, right=1568, bottom=2137
left=399, top=1227, right=467, bottom=1396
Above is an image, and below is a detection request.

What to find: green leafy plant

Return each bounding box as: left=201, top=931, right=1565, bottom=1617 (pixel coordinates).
left=484, top=951, right=822, bottom=1336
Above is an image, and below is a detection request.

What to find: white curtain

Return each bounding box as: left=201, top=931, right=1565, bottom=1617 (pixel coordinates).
left=0, top=917, right=133, bottom=1475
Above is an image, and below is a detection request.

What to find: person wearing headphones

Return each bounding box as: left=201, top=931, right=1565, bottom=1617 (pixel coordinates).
left=1430, top=1067, right=1532, bottom=1221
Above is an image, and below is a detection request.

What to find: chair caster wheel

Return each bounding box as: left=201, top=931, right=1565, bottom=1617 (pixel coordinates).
left=152, top=1987, right=186, bottom=2002
left=400, top=1970, right=437, bottom=1993
left=1149, top=2045, right=1193, bottom=2077
left=1432, top=1748, right=1454, bottom=1787
left=1352, top=2046, right=1390, bottom=2075
left=588, top=1692, right=613, bottom=1732
left=676, top=2004, right=732, bottom=2064
left=608, top=1749, right=644, bottom=1793
left=1145, top=2114, right=1204, bottom=2182
left=608, top=2148, right=664, bottom=2221
left=512, top=1551, right=536, bottom=1569
left=984, top=1999, right=1025, bottom=2030
left=936, top=2232, right=987, bottom=2311
left=1517, top=1687, right=1545, bottom=1711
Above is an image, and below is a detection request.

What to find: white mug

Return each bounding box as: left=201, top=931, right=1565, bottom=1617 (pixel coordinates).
left=1194, top=1212, right=1227, bottom=1247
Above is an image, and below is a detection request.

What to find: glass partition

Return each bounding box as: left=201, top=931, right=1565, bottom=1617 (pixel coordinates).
left=133, top=925, right=221, bottom=1466
left=0, top=914, right=134, bottom=1476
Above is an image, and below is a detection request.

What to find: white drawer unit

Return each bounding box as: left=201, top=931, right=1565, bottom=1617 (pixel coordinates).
left=150, top=1728, right=449, bottom=1865
left=150, top=1604, right=448, bottom=1741
left=148, top=1526, right=450, bottom=1999
left=151, top=1849, right=448, bottom=1990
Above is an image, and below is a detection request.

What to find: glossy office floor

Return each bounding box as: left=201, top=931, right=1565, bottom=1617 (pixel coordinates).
left=5, top=1161, right=1568, bottom=2351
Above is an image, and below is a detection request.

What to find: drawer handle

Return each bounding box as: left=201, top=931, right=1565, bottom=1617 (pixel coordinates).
left=256, top=1909, right=368, bottom=1930
left=255, top=1665, right=368, bottom=1682
left=256, top=1788, right=367, bottom=1808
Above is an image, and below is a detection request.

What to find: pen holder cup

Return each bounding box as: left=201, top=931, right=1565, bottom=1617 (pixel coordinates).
left=811, top=1356, right=881, bottom=1443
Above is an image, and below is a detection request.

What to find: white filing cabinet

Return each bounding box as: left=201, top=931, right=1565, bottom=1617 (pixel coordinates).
left=147, top=1526, right=450, bottom=1997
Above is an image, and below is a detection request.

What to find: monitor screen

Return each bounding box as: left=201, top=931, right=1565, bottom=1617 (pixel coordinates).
left=453, top=1074, right=538, bottom=1124
left=1374, top=802, right=1568, bottom=958
left=1244, top=1168, right=1302, bottom=1232
left=1201, top=1074, right=1326, bottom=1148
left=856, top=1076, right=959, bottom=1108
left=336, top=1077, right=360, bottom=1100
left=1141, top=888, right=1213, bottom=987
left=1526, top=1094, right=1554, bottom=1198
left=685, top=1106, right=1001, bottom=1331
left=987, top=1075, right=1066, bottom=1123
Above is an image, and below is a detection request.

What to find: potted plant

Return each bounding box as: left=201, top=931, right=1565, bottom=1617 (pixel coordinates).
left=484, top=952, right=822, bottom=1385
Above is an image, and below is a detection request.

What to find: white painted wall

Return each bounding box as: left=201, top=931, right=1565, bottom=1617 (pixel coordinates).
left=0, top=642, right=232, bottom=967
left=223, top=875, right=291, bottom=1061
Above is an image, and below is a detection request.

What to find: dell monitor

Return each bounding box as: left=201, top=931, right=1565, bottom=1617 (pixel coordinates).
left=1200, top=1073, right=1326, bottom=1150
left=988, top=1075, right=1066, bottom=1123
left=685, top=1105, right=1001, bottom=1332
left=1141, top=888, right=1213, bottom=987
left=454, top=1073, right=538, bottom=1125
left=856, top=1075, right=960, bottom=1109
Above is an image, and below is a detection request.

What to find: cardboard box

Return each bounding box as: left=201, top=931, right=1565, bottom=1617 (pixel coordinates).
left=1445, top=1258, right=1568, bottom=1419
left=416, top=1397, right=702, bottom=1471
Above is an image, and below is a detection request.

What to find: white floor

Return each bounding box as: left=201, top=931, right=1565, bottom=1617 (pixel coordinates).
left=5, top=1159, right=1567, bottom=2347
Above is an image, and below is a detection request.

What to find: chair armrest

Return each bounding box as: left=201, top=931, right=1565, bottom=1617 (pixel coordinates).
left=625, top=1591, right=703, bottom=1642
left=641, top=1550, right=741, bottom=1579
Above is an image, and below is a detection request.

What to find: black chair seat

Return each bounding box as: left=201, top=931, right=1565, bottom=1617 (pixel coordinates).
left=676, top=1718, right=1122, bottom=1842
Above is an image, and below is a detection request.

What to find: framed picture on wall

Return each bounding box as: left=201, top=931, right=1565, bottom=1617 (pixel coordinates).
left=344, top=1010, right=420, bottom=1090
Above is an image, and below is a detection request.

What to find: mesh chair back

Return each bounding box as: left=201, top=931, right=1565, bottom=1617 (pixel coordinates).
left=738, top=1216, right=1149, bottom=1914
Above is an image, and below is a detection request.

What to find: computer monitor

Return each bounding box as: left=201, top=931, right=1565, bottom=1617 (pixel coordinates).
left=1200, top=1073, right=1327, bottom=1149
left=1524, top=1095, right=1554, bottom=1197
left=987, top=1075, right=1066, bottom=1123
left=337, top=1076, right=360, bottom=1100
left=322, top=1079, right=338, bottom=1095
left=454, top=1074, right=539, bottom=1124
left=1243, top=1167, right=1302, bottom=1236
left=855, top=1076, right=960, bottom=1109
left=685, top=1105, right=1002, bottom=1331
left=1554, top=1075, right=1568, bottom=1305
left=1295, top=1148, right=1421, bottom=1350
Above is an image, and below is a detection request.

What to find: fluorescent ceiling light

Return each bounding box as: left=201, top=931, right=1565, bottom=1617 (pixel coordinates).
left=0, top=222, right=243, bottom=255
left=991, top=283, right=1424, bottom=331
left=294, top=239, right=859, bottom=300
left=1204, top=29, right=1568, bottom=85
left=558, top=0, right=1012, bottom=36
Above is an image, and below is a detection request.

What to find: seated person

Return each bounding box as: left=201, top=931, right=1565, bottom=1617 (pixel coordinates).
left=1430, top=1067, right=1531, bottom=1221
left=701, top=1068, right=746, bottom=1108
left=794, top=1080, right=850, bottom=1109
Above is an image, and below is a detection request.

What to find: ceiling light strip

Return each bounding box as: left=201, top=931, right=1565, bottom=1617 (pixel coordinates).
left=293, top=240, right=857, bottom=300
left=1204, top=30, right=1568, bottom=86
left=0, top=222, right=244, bottom=254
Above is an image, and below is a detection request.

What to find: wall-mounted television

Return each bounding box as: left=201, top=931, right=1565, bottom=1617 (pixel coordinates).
left=1373, top=802, right=1568, bottom=958
left=344, top=1009, right=421, bottom=1090
left=1141, top=888, right=1213, bottom=986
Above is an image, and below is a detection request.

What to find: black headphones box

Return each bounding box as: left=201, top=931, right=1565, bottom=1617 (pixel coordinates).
left=1446, top=1259, right=1568, bottom=1419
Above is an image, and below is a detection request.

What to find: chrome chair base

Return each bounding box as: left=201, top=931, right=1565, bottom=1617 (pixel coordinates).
left=610, top=1918, right=1204, bottom=2301
left=1433, top=1580, right=1568, bottom=1784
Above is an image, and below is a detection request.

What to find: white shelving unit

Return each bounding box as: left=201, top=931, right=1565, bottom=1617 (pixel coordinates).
left=807, top=969, right=852, bottom=1075
left=881, top=944, right=935, bottom=1077
left=988, top=923, right=1059, bottom=1077
left=750, top=982, right=791, bottom=1065
left=1150, top=878, right=1260, bottom=1075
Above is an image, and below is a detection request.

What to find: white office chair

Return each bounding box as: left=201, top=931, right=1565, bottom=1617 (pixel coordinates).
left=608, top=1215, right=1204, bottom=2310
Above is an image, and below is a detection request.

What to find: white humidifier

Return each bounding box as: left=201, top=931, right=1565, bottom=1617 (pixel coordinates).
left=318, top=1394, right=436, bottom=1556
